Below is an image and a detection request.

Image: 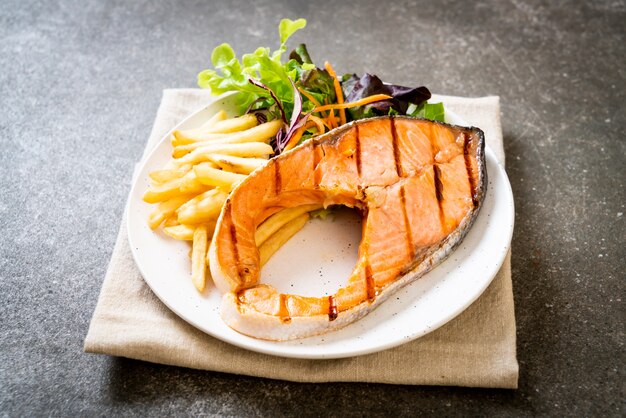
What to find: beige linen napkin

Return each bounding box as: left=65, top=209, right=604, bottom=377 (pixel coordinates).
left=85, top=89, right=518, bottom=388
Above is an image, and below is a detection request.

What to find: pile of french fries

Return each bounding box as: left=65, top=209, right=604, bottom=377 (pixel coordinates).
left=143, top=111, right=321, bottom=292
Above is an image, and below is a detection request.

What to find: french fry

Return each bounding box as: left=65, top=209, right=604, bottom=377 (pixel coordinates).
left=203, top=113, right=258, bottom=133
left=173, top=114, right=259, bottom=143
left=173, top=142, right=274, bottom=166
left=179, top=170, right=198, bottom=193
left=163, top=224, right=196, bottom=241
left=171, top=133, right=227, bottom=147
left=196, top=110, right=228, bottom=131
left=172, top=120, right=282, bottom=158
left=191, top=225, right=209, bottom=292
left=163, top=215, right=180, bottom=227
left=176, top=188, right=217, bottom=216
left=255, top=204, right=322, bottom=246
left=143, top=178, right=184, bottom=203
left=179, top=164, right=217, bottom=193
left=208, top=154, right=268, bottom=175
left=259, top=213, right=310, bottom=266
left=147, top=194, right=194, bottom=229
left=148, top=166, right=191, bottom=184
left=170, top=110, right=228, bottom=145
left=195, top=189, right=229, bottom=214
left=177, top=189, right=228, bottom=225
left=194, top=163, right=247, bottom=190
left=163, top=221, right=215, bottom=241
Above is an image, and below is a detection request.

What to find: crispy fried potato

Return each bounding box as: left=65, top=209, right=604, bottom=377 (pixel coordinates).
left=171, top=133, right=227, bottom=147
left=178, top=170, right=199, bottom=193
left=196, top=110, right=228, bottom=131
left=143, top=178, right=185, bottom=204
left=163, top=215, right=180, bottom=227
left=259, top=213, right=310, bottom=266
left=255, top=204, right=322, bottom=246
left=177, top=189, right=228, bottom=225
left=163, top=224, right=195, bottom=241
left=147, top=195, right=195, bottom=229
left=203, top=113, right=258, bottom=133
left=174, top=114, right=259, bottom=144
left=173, top=142, right=274, bottom=166
left=175, top=188, right=228, bottom=219
left=208, top=154, right=268, bottom=175
left=171, top=110, right=228, bottom=145
left=148, top=166, right=191, bottom=184
left=172, top=120, right=282, bottom=158
left=179, top=163, right=217, bottom=193
left=195, top=189, right=229, bottom=215
left=163, top=221, right=215, bottom=241
left=191, top=225, right=209, bottom=292
left=175, top=189, right=214, bottom=216
left=194, top=163, right=248, bottom=190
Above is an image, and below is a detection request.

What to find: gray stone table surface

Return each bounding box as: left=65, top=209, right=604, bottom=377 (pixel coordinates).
left=1, top=0, right=624, bottom=416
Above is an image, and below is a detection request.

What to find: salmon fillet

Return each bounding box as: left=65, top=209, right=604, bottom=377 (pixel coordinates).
left=209, top=116, right=486, bottom=340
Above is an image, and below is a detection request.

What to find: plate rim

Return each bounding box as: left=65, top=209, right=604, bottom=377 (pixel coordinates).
left=127, top=92, right=515, bottom=359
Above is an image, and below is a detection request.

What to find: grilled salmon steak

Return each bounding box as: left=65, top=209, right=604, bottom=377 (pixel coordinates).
left=209, top=116, right=486, bottom=340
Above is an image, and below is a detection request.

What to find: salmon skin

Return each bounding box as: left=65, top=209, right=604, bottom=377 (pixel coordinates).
left=209, top=116, right=486, bottom=341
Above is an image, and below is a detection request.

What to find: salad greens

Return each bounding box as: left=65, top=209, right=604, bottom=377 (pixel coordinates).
left=197, top=18, right=445, bottom=153
left=409, top=101, right=445, bottom=121
left=197, top=18, right=311, bottom=119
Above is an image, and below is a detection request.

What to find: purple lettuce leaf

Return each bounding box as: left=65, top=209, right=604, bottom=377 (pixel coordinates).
left=276, top=78, right=309, bottom=153
left=248, top=78, right=288, bottom=124
left=341, top=73, right=431, bottom=120
left=248, top=77, right=309, bottom=154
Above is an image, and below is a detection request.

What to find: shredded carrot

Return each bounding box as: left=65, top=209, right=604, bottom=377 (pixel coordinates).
left=322, top=97, right=332, bottom=122
left=307, top=115, right=327, bottom=134
left=284, top=121, right=323, bottom=153
left=283, top=124, right=308, bottom=152
left=297, top=87, right=321, bottom=107
left=324, top=61, right=346, bottom=126
left=327, top=109, right=337, bottom=129
left=304, top=120, right=320, bottom=133
left=319, top=115, right=339, bottom=130
left=313, top=94, right=392, bottom=113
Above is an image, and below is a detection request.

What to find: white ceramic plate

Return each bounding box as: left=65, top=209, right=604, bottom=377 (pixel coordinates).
left=127, top=92, right=514, bottom=359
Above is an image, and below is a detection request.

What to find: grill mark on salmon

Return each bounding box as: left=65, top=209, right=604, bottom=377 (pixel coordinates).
left=365, top=262, right=376, bottom=302
left=328, top=295, right=338, bottom=321
left=278, top=294, right=291, bottom=324
left=433, top=164, right=446, bottom=231
left=354, top=124, right=362, bottom=176
left=390, top=117, right=403, bottom=177
left=433, top=164, right=444, bottom=202
left=312, top=143, right=321, bottom=187
left=209, top=116, right=487, bottom=341
left=399, top=185, right=414, bottom=259
left=463, top=132, right=478, bottom=207
left=224, top=201, right=242, bottom=281
left=274, top=159, right=282, bottom=196
left=236, top=289, right=244, bottom=312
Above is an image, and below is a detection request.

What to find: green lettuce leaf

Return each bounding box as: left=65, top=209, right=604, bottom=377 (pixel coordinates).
left=197, top=18, right=309, bottom=116
left=408, top=101, right=445, bottom=122
left=279, top=18, right=307, bottom=45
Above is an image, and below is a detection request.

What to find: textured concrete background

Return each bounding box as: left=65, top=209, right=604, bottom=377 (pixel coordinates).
left=1, top=0, right=624, bottom=416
